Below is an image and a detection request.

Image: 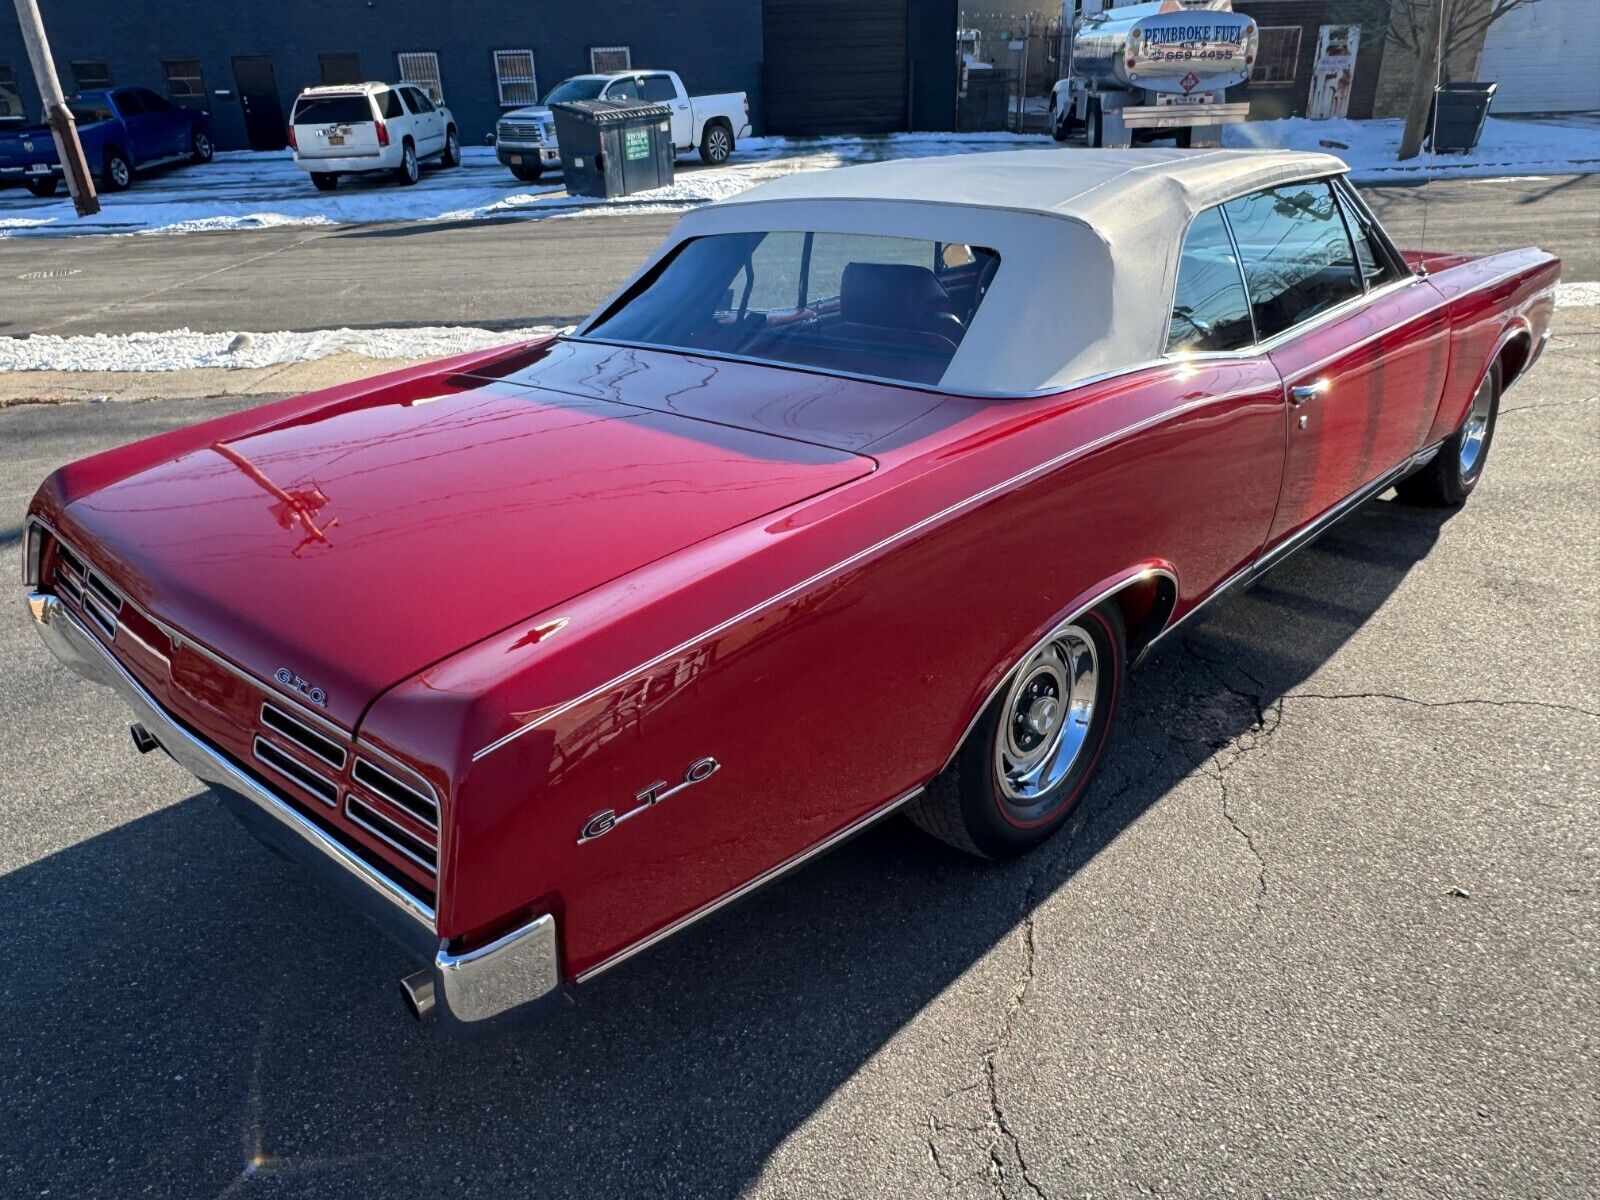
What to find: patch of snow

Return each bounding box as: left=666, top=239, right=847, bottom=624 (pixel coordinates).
left=0, top=324, right=561, bottom=372
left=1556, top=281, right=1600, bottom=308
left=1225, top=115, right=1600, bottom=183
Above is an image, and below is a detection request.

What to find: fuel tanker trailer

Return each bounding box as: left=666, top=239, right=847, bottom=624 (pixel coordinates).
left=1050, top=0, right=1258, bottom=148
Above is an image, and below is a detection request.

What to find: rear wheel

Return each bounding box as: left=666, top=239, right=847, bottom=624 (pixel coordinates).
left=510, top=163, right=542, bottom=183
left=310, top=172, right=338, bottom=192
left=102, top=148, right=132, bottom=191
left=907, top=604, right=1125, bottom=859
left=191, top=128, right=214, bottom=163
left=395, top=140, right=419, bottom=186
left=699, top=120, right=733, bottom=165
left=1086, top=98, right=1105, bottom=149
left=25, top=176, right=59, bottom=198
left=441, top=125, right=461, bottom=167
left=1396, top=362, right=1501, bottom=507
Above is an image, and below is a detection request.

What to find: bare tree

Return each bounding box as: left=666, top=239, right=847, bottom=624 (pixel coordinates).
left=1385, top=0, right=1542, bottom=81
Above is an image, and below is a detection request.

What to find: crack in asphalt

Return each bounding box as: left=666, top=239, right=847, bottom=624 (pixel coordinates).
left=1285, top=690, right=1600, bottom=721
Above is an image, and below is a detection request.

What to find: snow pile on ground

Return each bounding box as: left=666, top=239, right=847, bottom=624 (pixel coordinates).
left=1226, top=115, right=1600, bottom=182
left=0, top=324, right=560, bottom=372
left=1555, top=281, right=1600, bottom=308
left=0, top=134, right=1054, bottom=239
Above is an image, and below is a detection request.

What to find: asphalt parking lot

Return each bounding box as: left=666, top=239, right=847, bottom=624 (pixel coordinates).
left=1, top=182, right=1597, bottom=1198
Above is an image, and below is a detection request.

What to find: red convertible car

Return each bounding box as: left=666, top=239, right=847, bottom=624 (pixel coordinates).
left=25, top=149, right=1558, bottom=1028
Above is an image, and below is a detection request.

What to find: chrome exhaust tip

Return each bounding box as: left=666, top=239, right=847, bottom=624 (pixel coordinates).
left=129, top=723, right=161, bottom=754
left=400, top=969, right=436, bottom=1021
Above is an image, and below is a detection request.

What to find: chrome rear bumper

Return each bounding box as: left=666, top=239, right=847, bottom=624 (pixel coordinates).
left=27, top=589, right=561, bottom=1028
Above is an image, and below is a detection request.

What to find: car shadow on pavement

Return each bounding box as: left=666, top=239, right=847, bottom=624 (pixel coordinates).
left=0, top=496, right=1450, bottom=1199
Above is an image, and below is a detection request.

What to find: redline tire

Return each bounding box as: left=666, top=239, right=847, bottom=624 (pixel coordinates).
left=907, top=603, right=1125, bottom=859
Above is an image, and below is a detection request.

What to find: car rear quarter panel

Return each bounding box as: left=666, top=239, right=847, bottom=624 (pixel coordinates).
left=1424, top=247, right=1560, bottom=442
left=366, top=354, right=1288, bottom=975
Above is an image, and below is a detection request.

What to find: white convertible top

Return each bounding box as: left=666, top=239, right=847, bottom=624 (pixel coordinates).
left=578, top=147, right=1350, bottom=394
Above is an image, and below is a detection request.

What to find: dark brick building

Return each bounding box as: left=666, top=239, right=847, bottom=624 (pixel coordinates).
left=0, top=0, right=960, bottom=151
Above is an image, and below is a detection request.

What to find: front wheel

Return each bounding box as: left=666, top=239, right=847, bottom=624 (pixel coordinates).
left=907, top=603, right=1125, bottom=859
left=26, top=176, right=59, bottom=198
left=394, top=141, right=419, bottom=185
left=441, top=126, right=461, bottom=167
left=1396, top=362, right=1501, bottom=507
left=191, top=128, right=214, bottom=163
left=699, top=121, right=733, bottom=166
left=510, top=163, right=542, bottom=183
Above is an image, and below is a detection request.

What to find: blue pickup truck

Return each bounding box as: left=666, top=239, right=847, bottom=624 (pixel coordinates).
left=0, top=87, right=213, bottom=197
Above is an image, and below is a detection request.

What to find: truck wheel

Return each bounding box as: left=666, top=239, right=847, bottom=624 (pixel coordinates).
left=906, top=603, right=1125, bottom=859
left=510, top=164, right=542, bottom=183
left=191, top=128, right=214, bottom=163
left=1397, top=363, right=1501, bottom=507
left=1087, top=99, right=1104, bottom=149
left=102, top=148, right=132, bottom=192
left=310, top=172, right=338, bottom=192
left=441, top=125, right=461, bottom=168
left=395, top=140, right=419, bottom=186
left=26, top=176, right=59, bottom=198
left=1171, top=127, right=1193, bottom=150
left=699, top=120, right=733, bottom=166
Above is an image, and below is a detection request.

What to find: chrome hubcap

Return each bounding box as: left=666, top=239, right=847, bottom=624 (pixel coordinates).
left=995, top=625, right=1099, bottom=804
left=1458, top=374, right=1494, bottom=477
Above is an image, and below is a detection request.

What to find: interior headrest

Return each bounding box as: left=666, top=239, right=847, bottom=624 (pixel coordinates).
left=839, top=262, right=952, bottom=329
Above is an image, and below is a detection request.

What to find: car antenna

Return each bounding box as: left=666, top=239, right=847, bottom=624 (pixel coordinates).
left=1418, top=7, right=1445, bottom=274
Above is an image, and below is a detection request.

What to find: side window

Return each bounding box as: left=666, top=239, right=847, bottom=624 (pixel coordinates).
left=114, top=89, right=145, bottom=116
left=139, top=89, right=173, bottom=113
left=1222, top=181, right=1364, bottom=340
left=605, top=77, right=641, bottom=101
left=397, top=87, right=421, bottom=114
left=412, top=88, right=436, bottom=113
left=640, top=74, right=677, bottom=104
left=377, top=89, right=405, bottom=120
left=1166, top=207, right=1255, bottom=354
left=1334, top=183, right=1402, bottom=290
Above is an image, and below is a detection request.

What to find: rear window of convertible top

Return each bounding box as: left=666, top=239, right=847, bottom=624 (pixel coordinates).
left=582, top=232, right=1001, bottom=387
left=292, top=94, right=374, bottom=125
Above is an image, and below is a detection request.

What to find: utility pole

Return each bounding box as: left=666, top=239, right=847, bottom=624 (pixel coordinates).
left=1397, top=0, right=1446, bottom=161
left=11, top=0, right=98, bottom=215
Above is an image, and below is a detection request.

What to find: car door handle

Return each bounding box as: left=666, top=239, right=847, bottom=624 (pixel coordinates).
left=1289, top=380, right=1330, bottom=406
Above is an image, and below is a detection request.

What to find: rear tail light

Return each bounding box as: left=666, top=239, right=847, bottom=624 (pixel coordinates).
left=287, top=125, right=297, bottom=150
left=375, top=118, right=390, bottom=147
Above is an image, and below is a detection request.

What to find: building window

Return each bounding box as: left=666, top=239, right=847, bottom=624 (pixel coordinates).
left=396, top=51, right=443, bottom=101
left=494, top=50, right=538, bottom=106
left=589, top=45, right=632, bottom=74
left=161, top=58, right=205, bottom=101
left=1252, top=27, right=1302, bottom=85
left=0, top=64, right=22, bottom=121
left=71, top=60, right=113, bottom=91
left=319, top=53, right=363, bottom=85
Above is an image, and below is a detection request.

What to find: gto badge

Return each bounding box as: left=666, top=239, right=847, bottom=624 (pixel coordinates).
left=274, top=666, right=327, bottom=707
left=579, top=756, right=720, bottom=845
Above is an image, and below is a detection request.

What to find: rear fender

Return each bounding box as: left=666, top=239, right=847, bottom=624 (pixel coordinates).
left=939, top=561, right=1177, bottom=773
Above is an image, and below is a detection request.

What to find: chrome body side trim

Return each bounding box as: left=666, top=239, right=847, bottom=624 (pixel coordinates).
left=25, top=591, right=438, bottom=943
left=434, top=914, right=561, bottom=1025
left=1137, top=441, right=1444, bottom=661
left=575, top=785, right=923, bottom=984
left=472, top=391, right=1236, bottom=761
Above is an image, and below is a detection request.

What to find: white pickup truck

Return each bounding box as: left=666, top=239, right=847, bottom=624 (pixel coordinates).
left=495, top=70, right=750, bottom=182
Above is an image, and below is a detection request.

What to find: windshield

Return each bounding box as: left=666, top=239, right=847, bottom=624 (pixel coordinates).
left=584, top=232, right=1001, bottom=387
left=542, top=78, right=607, bottom=104
left=292, top=95, right=374, bottom=125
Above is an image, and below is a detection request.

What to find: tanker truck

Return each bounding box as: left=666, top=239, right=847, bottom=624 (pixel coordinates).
left=1050, top=0, right=1258, bottom=148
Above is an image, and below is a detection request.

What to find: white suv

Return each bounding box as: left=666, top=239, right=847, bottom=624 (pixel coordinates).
left=288, top=82, right=460, bottom=190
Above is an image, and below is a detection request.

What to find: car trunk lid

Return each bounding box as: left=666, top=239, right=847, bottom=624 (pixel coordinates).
left=291, top=93, right=382, bottom=159
left=57, top=372, right=874, bottom=728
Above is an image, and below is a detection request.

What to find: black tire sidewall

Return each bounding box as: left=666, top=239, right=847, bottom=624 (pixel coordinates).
left=103, top=151, right=131, bottom=191
left=1452, top=361, right=1501, bottom=497
left=954, top=605, right=1124, bottom=858
left=193, top=129, right=213, bottom=161
left=700, top=122, right=731, bottom=164
left=27, top=177, right=58, bottom=197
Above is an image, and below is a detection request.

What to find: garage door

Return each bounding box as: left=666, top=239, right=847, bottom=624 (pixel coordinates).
left=763, top=0, right=908, bottom=135
left=1476, top=0, right=1600, bottom=114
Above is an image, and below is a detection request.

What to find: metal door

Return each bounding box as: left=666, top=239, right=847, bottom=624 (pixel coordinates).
left=1307, top=25, right=1360, bottom=120
left=231, top=56, right=286, bottom=151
